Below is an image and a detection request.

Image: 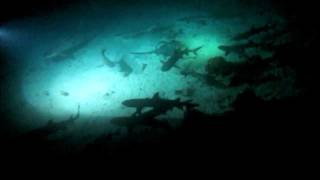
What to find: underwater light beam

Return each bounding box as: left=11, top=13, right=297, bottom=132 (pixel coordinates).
left=0, top=28, right=4, bottom=37
left=0, top=27, right=11, bottom=40
left=0, top=27, right=7, bottom=43
left=0, top=26, right=19, bottom=47
left=0, top=27, right=12, bottom=49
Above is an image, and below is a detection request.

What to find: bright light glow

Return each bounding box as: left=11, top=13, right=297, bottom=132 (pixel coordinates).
left=0, top=27, right=14, bottom=41
left=21, top=28, right=227, bottom=120
left=0, top=27, right=9, bottom=41
left=0, top=28, right=4, bottom=37
left=20, top=8, right=240, bottom=120
left=49, top=68, right=129, bottom=116
left=22, top=56, right=192, bottom=119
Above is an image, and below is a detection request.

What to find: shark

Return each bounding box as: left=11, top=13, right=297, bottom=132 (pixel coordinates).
left=118, top=57, right=133, bottom=77
left=180, top=68, right=228, bottom=89
left=177, top=15, right=210, bottom=25
left=43, top=35, right=95, bottom=62
left=161, top=46, right=202, bottom=71
left=44, top=104, right=80, bottom=132
left=231, top=23, right=276, bottom=41
left=131, top=40, right=184, bottom=58
left=101, top=49, right=116, bottom=67
left=110, top=108, right=172, bottom=130
left=98, top=50, right=133, bottom=77
left=17, top=104, right=80, bottom=139
left=115, top=24, right=174, bottom=39
left=111, top=93, right=198, bottom=130
left=122, top=92, right=198, bottom=116
left=218, top=41, right=258, bottom=56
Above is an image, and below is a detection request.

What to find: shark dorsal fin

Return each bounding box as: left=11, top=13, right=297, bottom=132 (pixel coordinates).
left=152, top=92, right=160, bottom=99
left=47, top=119, right=54, bottom=126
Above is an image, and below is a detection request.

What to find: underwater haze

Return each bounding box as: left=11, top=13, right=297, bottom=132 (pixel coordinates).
left=0, top=0, right=316, bottom=160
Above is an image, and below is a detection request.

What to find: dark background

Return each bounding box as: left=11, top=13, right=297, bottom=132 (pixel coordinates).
left=0, top=0, right=316, bottom=22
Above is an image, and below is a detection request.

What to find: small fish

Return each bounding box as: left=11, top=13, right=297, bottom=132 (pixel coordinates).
left=43, top=91, right=50, bottom=96
left=60, top=91, right=69, bottom=96
left=104, top=91, right=115, bottom=97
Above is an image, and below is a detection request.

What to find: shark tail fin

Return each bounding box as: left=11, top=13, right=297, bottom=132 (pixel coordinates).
left=183, top=100, right=199, bottom=109
left=152, top=92, right=160, bottom=99
left=192, top=46, right=203, bottom=56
